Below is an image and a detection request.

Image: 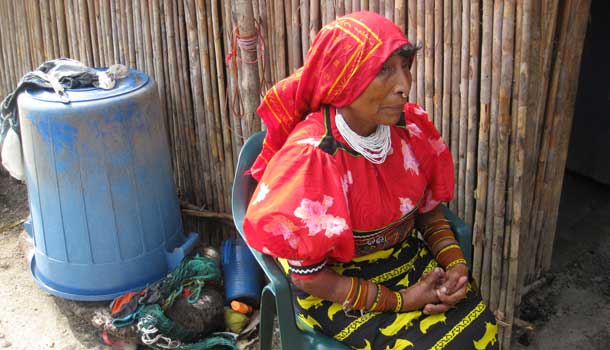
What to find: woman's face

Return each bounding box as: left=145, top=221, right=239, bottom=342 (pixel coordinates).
left=340, top=53, right=413, bottom=136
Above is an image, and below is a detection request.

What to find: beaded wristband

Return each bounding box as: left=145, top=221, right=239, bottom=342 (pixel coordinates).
left=394, top=291, right=403, bottom=313
left=342, top=277, right=358, bottom=312
left=445, top=258, right=467, bottom=270
left=370, top=284, right=382, bottom=311
left=435, top=244, right=465, bottom=269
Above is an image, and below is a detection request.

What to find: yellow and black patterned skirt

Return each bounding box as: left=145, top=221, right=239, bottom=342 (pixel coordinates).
left=291, top=233, right=499, bottom=350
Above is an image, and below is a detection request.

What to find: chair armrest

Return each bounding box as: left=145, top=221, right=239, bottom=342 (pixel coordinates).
left=441, top=205, right=473, bottom=267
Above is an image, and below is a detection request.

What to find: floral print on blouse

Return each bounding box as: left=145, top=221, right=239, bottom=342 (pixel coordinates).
left=243, top=103, right=454, bottom=277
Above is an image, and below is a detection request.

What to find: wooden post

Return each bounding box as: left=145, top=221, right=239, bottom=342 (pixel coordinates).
left=234, top=0, right=262, bottom=137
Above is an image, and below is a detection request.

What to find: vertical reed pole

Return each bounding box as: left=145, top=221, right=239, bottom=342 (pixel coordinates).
left=291, top=0, right=302, bottom=68
left=449, top=0, right=461, bottom=212
left=433, top=0, right=442, bottom=130
left=325, top=0, right=335, bottom=23
left=110, top=0, right=119, bottom=62
left=284, top=0, right=295, bottom=73
left=185, top=0, right=210, bottom=208
left=441, top=0, right=451, bottom=141
left=473, top=0, right=493, bottom=285
left=125, top=0, right=136, bottom=68
left=336, top=0, right=345, bottom=17
left=408, top=0, right=417, bottom=102
left=210, top=0, right=237, bottom=190
left=481, top=0, right=504, bottom=301
left=40, top=0, right=55, bottom=60
left=524, top=0, right=559, bottom=289
left=48, top=0, right=60, bottom=58
left=490, top=0, right=515, bottom=313
left=28, top=0, right=44, bottom=65
left=274, top=0, right=286, bottom=78
left=500, top=0, right=522, bottom=324
left=140, top=0, right=155, bottom=75
left=370, top=0, right=379, bottom=13
left=310, top=0, right=320, bottom=44
left=86, top=0, right=100, bottom=66
left=385, top=0, right=394, bottom=21
left=465, top=0, right=480, bottom=226
left=457, top=0, right=470, bottom=218
left=301, top=0, right=310, bottom=61
left=541, top=0, right=591, bottom=272
left=416, top=0, right=424, bottom=105
left=424, top=0, right=434, bottom=119
left=395, top=0, right=405, bottom=32
left=55, top=0, right=70, bottom=58
left=203, top=0, right=228, bottom=210
left=502, top=0, right=531, bottom=344
left=517, top=0, right=541, bottom=301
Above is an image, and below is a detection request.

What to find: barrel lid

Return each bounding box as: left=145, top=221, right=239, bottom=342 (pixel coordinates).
left=24, top=69, right=149, bottom=103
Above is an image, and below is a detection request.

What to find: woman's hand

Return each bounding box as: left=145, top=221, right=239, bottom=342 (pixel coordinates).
left=399, top=267, right=445, bottom=311
left=421, top=263, right=468, bottom=315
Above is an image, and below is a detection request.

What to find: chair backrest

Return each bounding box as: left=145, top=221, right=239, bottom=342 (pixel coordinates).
left=231, top=131, right=263, bottom=243
left=231, top=132, right=277, bottom=275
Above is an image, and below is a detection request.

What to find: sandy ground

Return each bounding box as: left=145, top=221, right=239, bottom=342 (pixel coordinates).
left=1, top=169, right=609, bottom=350
left=0, top=172, right=103, bottom=349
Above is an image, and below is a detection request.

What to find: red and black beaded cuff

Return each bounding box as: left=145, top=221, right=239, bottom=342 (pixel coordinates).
left=288, top=259, right=327, bottom=280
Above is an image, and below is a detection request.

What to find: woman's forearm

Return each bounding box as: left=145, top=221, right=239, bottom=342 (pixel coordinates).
left=417, top=205, right=466, bottom=269
left=292, top=268, right=377, bottom=309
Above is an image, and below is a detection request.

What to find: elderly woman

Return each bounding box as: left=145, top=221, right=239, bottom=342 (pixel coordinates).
left=243, top=11, right=497, bottom=350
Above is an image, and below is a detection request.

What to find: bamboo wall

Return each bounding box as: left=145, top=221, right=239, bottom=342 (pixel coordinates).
left=0, top=0, right=591, bottom=348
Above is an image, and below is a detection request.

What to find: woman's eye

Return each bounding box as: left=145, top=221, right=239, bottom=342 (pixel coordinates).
left=378, top=65, right=392, bottom=75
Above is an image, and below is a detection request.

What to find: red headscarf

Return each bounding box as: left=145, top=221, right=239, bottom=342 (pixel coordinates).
left=250, top=11, right=410, bottom=181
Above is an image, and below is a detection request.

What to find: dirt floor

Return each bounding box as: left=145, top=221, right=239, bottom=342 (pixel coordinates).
left=1, top=169, right=609, bottom=349
left=0, top=171, right=102, bottom=349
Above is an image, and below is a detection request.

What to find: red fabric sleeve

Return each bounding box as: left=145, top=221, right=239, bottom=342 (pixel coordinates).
left=243, top=142, right=355, bottom=265
left=404, top=104, right=455, bottom=213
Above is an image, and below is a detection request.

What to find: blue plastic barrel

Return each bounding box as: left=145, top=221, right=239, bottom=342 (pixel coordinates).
left=18, top=69, right=198, bottom=301
left=221, top=238, right=263, bottom=307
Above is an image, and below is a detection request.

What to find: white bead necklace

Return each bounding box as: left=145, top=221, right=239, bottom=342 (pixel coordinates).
left=335, top=111, right=391, bottom=164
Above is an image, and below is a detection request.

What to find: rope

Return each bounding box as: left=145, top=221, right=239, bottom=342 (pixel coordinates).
left=225, top=20, right=270, bottom=121
left=129, top=255, right=234, bottom=350
left=159, top=255, right=221, bottom=310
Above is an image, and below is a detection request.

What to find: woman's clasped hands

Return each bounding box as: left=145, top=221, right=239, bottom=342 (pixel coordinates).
left=399, top=264, right=469, bottom=315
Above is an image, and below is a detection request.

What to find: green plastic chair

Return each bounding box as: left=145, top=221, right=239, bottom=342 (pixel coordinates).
left=231, top=131, right=473, bottom=350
